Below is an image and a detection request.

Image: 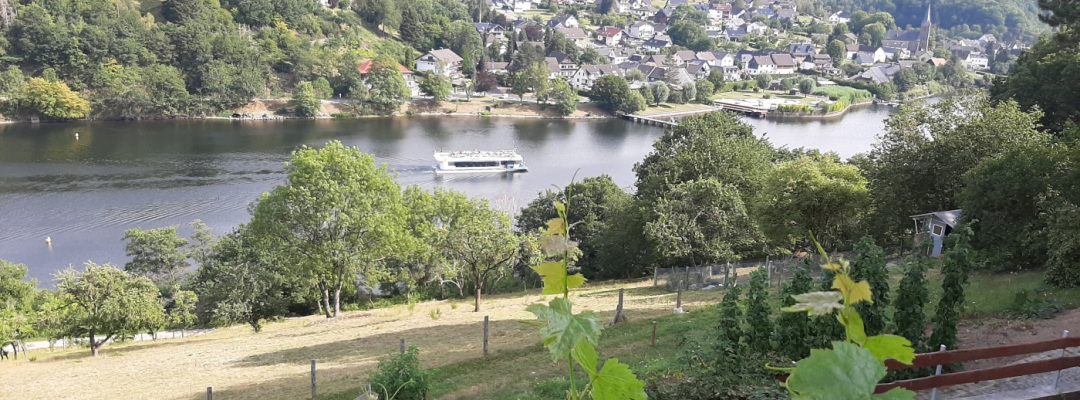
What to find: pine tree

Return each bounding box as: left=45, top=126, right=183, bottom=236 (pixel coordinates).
left=850, top=236, right=890, bottom=335
left=744, top=267, right=772, bottom=353
left=774, top=263, right=813, bottom=360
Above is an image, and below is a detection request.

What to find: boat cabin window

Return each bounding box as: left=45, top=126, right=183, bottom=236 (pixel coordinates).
left=451, top=161, right=500, bottom=168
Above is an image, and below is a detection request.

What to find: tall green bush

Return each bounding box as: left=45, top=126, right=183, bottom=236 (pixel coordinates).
left=850, top=236, right=890, bottom=336
left=929, top=229, right=975, bottom=371
left=892, top=256, right=932, bottom=379
left=744, top=268, right=772, bottom=353
left=774, top=264, right=814, bottom=360
left=718, top=285, right=744, bottom=350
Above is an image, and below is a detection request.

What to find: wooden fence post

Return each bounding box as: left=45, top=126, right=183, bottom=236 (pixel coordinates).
left=483, top=316, right=490, bottom=356
left=206, top=387, right=212, bottom=400
left=653, top=268, right=659, bottom=287
left=611, top=288, right=627, bottom=325
left=651, top=321, right=657, bottom=347
left=311, top=359, right=317, bottom=400
left=674, top=286, right=684, bottom=314
left=400, top=338, right=405, bottom=354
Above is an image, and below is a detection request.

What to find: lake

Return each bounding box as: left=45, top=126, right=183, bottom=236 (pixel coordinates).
left=0, top=104, right=896, bottom=283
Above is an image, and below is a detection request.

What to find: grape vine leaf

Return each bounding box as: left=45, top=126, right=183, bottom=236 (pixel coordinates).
left=863, top=335, right=916, bottom=365
left=531, top=261, right=587, bottom=295
left=833, top=274, right=873, bottom=304
left=782, top=291, right=844, bottom=316
left=874, top=388, right=916, bottom=400
left=572, top=339, right=599, bottom=379
left=839, top=307, right=867, bottom=346
left=786, top=341, right=886, bottom=399
left=590, top=358, right=648, bottom=400
left=546, top=218, right=565, bottom=235
left=526, top=298, right=602, bottom=361
left=538, top=235, right=578, bottom=256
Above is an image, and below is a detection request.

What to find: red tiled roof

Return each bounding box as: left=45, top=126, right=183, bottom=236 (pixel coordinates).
left=357, top=60, right=413, bottom=74
left=597, top=26, right=622, bottom=37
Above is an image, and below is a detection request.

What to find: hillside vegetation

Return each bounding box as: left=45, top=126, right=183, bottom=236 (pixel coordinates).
left=814, top=0, right=1047, bottom=42
left=0, top=0, right=414, bottom=118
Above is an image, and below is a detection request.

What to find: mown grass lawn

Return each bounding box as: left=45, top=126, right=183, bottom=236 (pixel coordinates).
left=5, top=265, right=1077, bottom=400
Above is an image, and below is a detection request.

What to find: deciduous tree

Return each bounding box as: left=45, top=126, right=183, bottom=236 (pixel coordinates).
left=56, top=263, right=164, bottom=356
left=248, top=141, right=408, bottom=318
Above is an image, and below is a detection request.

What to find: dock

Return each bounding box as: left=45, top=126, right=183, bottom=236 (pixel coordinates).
left=625, top=106, right=722, bottom=128
left=712, top=100, right=770, bottom=117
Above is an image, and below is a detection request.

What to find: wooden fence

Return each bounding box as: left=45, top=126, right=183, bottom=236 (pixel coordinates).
left=777, top=333, right=1080, bottom=396
left=876, top=333, right=1079, bottom=394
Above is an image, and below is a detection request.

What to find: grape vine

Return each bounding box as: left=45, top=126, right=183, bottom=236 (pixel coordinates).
left=527, top=193, right=648, bottom=400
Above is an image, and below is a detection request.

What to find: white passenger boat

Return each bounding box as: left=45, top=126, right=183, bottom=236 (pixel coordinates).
left=433, top=149, right=529, bottom=174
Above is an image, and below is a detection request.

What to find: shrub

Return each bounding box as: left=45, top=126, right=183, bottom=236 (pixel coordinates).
left=774, top=264, right=814, bottom=360
left=850, top=236, right=890, bottom=336
left=777, top=104, right=810, bottom=113
left=368, top=346, right=431, bottom=400
left=744, top=268, right=772, bottom=353
left=1008, top=289, right=1064, bottom=320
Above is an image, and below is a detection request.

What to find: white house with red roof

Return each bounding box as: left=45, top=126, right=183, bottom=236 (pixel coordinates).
left=595, top=26, right=624, bottom=46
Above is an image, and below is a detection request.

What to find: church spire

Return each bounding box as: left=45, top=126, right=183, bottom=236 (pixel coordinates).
left=922, top=3, right=931, bottom=27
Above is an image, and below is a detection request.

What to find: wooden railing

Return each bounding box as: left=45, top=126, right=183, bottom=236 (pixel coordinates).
left=775, top=335, right=1080, bottom=393
left=875, top=335, right=1080, bottom=393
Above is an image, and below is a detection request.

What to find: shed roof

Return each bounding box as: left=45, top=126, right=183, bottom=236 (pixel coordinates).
left=910, top=209, right=962, bottom=227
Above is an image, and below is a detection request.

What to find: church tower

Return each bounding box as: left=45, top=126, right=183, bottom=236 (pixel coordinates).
left=918, top=3, right=932, bottom=52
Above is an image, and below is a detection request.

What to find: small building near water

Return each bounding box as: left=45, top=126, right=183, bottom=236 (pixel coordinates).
left=910, top=209, right=961, bottom=256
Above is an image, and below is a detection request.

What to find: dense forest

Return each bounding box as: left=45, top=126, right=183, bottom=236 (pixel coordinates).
left=812, top=0, right=1047, bottom=42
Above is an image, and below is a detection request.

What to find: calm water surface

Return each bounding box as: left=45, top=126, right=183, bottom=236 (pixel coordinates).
left=0, top=104, right=895, bottom=283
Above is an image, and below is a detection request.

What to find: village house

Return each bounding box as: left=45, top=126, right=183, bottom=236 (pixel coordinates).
left=474, top=23, right=506, bottom=41
left=557, top=27, right=590, bottom=48
left=846, top=45, right=887, bottom=63
left=642, top=37, right=671, bottom=53
left=358, top=60, right=418, bottom=95
left=571, top=64, right=622, bottom=89
left=828, top=11, right=850, bottom=25
left=770, top=53, right=797, bottom=74
left=627, top=21, right=656, bottom=39
left=415, top=49, right=463, bottom=77
left=855, top=63, right=902, bottom=84
left=596, top=26, right=624, bottom=46
left=747, top=55, right=777, bottom=75
left=548, top=51, right=579, bottom=77
left=746, top=21, right=770, bottom=35
left=547, top=14, right=580, bottom=29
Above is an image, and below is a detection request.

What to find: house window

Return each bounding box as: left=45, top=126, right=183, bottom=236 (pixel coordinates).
left=931, top=224, right=944, bottom=236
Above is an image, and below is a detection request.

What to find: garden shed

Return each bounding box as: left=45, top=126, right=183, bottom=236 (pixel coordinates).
left=910, top=209, right=961, bottom=256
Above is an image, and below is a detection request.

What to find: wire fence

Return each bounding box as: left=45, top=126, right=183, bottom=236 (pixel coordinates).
left=652, top=253, right=851, bottom=292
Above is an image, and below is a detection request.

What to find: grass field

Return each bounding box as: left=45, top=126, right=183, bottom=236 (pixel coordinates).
left=0, top=280, right=728, bottom=400
left=4, top=267, right=1077, bottom=400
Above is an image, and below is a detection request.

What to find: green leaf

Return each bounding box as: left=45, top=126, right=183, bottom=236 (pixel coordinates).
left=873, top=388, right=916, bottom=400
left=782, top=291, right=844, bottom=316
left=546, top=218, right=566, bottom=235
left=787, top=341, right=885, bottom=399
left=863, top=335, right=916, bottom=365
left=873, top=387, right=916, bottom=400
left=531, top=261, right=587, bottom=295
left=526, top=298, right=603, bottom=361
left=590, top=358, right=648, bottom=400
left=833, top=274, right=873, bottom=305
left=572, top=340, right=598, bottom=379
left=840, top=307, right=867, bottom=345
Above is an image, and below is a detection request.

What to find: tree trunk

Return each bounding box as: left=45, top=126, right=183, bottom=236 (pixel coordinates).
left=318, top=281, right=332, bottom=319
left=474, top=286, right=482, bottom=312
left=89, top=331, right=99, bottom=357
left=333, top=282, right=342, bottom=319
